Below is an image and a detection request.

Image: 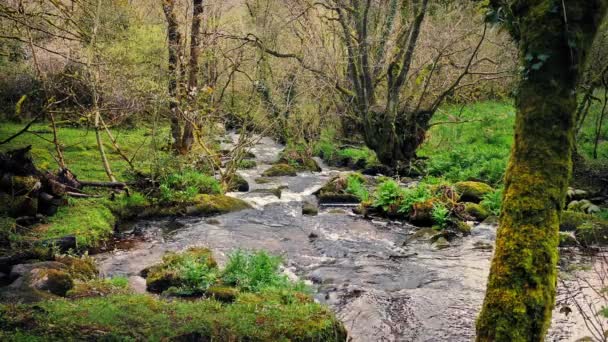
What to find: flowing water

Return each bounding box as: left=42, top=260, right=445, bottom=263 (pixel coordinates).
left=94, top=134, right=606, bottom=341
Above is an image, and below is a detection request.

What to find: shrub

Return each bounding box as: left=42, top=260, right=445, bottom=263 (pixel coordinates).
left=431, top=203, right=450, bottom=229
left=480, top=189, right=503, bottom=216
left=372, top=179, right=404, bottom=214
left=400, top=184, right=433, bottom=214
left=345, top=173, right=369, bottom=201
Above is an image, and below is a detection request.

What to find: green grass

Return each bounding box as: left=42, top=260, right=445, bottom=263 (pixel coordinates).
left=313, top=128, right=378, bottom=169
left=0, top=249, right=346, bottom=341
left=419, top=101, right=515, bottom=185
left=0, top=292, right=345, bottom=341
left=221, top=250, right=307, bottom=293
left=39, top=193, right=149, bottom=248
left=0, top=122, right=165, bottom=181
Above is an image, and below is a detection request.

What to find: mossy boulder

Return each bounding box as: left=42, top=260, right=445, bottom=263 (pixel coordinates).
left=454, top=220, right=472, bottom=235
left=1, top=261, right=74, bottom=302
left=32, top=269, right=74, bottom=296
left=464, top=203, right=490, bottom=221
left=227, top=174, right=249, bottom=192
left=254, top=177, right=272, bottom=184
left=0, top=192, right=38, bottom=217
left=185, top=195, right=251, bottom=216
left=409, top=199, right=435, bottom=226
left=455, top=181, right=493, bottom=203
left=278, top=150, right=322, bottom=172
left=55, top=256, right=98, bottom=281
left=206, top=285, right=239, bottom=302
left=314, top=175, right=360, bottom=204
left=144, top=248, right=218, bottom=294
left=262, top=164, right=297, bottom=177
left=302, top=202, right=319, bottom=216
left=432, top=237, right=450, bottom=250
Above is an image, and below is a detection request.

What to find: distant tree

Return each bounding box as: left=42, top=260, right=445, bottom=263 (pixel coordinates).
left=476, top=1, right=608, bottom=341
left=162, top=0, right=204, bottom=154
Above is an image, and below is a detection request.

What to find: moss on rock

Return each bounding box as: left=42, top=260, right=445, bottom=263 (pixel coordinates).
left=315, top=175, right=361, bottom=204
left=227, top=174, right=249, bottom=192
left=55, top=255, right=98, bottom=281
left=262, top=164, right=298, bottom=177
left=144, top=248, right=218, bottom=294
left=409, top=199, right=435, bottom=226
left=464, top=203, right=490, bottom=221
left=185, top=195, right=251, bottom=216
left=455, top=181, right=493, bottom=203
left=33, top=269, right=74, bottom=297
left=67, top=277, right=130, bottom=299
left=206, top=285, right=239, bottom=302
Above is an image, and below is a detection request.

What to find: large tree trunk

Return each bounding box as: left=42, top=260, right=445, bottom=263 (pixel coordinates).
left=362, top=109, right=432, bottom=167
left=476, top=1, right=607, bottom=340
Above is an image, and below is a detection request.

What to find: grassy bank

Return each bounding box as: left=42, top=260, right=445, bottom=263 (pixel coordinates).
left=0, top=250, right=346, bottom=341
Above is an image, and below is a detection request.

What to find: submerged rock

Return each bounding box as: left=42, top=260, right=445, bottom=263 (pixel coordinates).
left=1, top=261, right=74, bottom=302
left=302, top=202, right=319, bottom=216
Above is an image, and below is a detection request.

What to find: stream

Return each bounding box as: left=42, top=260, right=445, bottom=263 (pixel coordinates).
left=94, top=134, right=606, bottom=342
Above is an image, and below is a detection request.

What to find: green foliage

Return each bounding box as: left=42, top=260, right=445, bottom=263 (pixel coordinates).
left=372, top=179, right=404, bottom=213
left=371, top=179, right=434, bottom=216
left=419, top=102, right=514, bottom=185
left=221, top=250, right=304, bottom=293
left=158, top=171, right=222, bottom=204
left=0, top=292, right=346, bottom=341
left=238, top=159, right=257, bottom=169
left=345, top=173, right=369, bottom=201
left=45, top=198, right=116, bottom=248
left=431, top=203, right=450, bottom=229
left=145, top=248, right=218, bottom=295
left=313, top=128, right=378, bottom=169
left=67, top=277, right=130, bottom=299
left=400, top=183, right=434, bottom=214
left=480, top=188, right=503, bottom=216
left=0, top=122, right=163, bottom=181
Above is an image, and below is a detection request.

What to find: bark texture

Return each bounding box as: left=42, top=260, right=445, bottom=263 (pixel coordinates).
left=476, top=1, right=608, bottom=341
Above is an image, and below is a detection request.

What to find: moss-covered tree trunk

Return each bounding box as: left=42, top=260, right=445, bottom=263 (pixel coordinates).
left=476, top=1, right=607, bottom=341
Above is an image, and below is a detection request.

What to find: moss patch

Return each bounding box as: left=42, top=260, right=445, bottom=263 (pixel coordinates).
left=455, top=181, right=494, bottom=203
left=262, top=164, right=297, bottom=177
left=464, top=203, right=490, bottom=221
left=144, top=247, right=218, bottom=294
left=184, top=195, right=251, bottom=216
left=0, top=292, right=346, bottom=341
